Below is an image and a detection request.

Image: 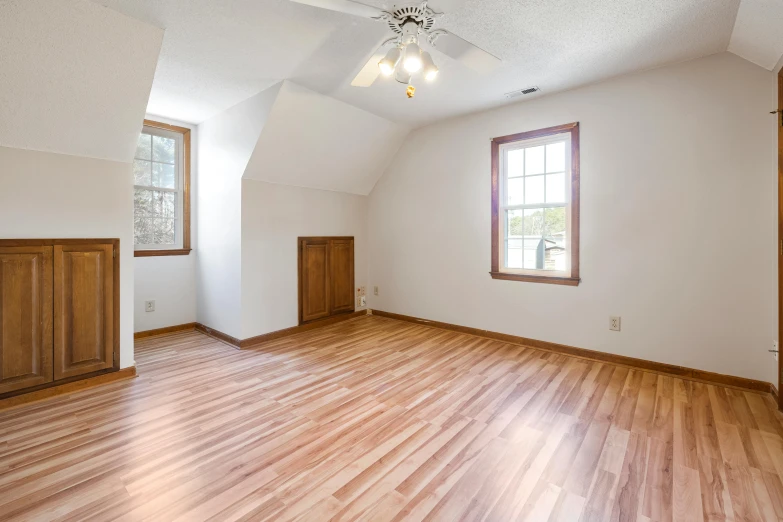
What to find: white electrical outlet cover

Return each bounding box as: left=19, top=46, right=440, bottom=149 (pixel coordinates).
left=609, top=316, right=621, bottom=331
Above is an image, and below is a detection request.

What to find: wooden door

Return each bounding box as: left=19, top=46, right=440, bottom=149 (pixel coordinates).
left=0, top=246, right=53, bottom=394
left=54, top=244, right=114, bottom=380
left=330, top=238, right=354, bottom=314
left=299, top=238, right=330, bottom=323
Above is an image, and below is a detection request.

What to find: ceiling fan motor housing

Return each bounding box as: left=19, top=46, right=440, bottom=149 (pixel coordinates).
left=385, top=3, right=439, bottom=35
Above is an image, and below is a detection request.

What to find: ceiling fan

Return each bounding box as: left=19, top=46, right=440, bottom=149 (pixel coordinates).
left=288, top=0, right=501, bottom=97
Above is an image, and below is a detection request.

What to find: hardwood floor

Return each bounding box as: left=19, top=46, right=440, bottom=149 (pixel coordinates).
left=2, top=315, right=783, bottom=521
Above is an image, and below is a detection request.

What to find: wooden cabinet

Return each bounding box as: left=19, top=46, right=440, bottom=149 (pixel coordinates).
left=0, top=239, right=118, bottom=398
left=330, top=239, right=354, bottom=315
left=0, top=246, right=53, bottom=394
left=298, top=237, right=354, bottom=325
left=299, top=239, right=330, bottom=323
left=54, top=244, right=115, bottom=380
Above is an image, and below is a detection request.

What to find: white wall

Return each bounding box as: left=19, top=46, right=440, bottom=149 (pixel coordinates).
left=133, top=115, right=198, bottom=332
left=240, top=180, right=368, bottom=339
left=368, top=52, right=778, bottom=384
left=0, top=146, right=136, bottom=368
left=0, top=0, right=162, bottom=162
left=196, top=84, right=281, bottom=338
left=245, top=81, right=408, bottom=195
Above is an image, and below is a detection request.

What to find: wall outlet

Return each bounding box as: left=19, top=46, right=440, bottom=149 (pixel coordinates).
left=773, top=340, right=779, bottom=362
left=356, top=296, right=366, bottom=308
left=609, top=316, right=621, bottom=331
left=145, top=300, right=155, bottom=313
left=374, top=286, right=379, bottom=296
left=360, top=286, right=366, bottom=297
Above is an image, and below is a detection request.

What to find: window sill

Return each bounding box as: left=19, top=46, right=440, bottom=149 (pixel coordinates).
left=134, top=248, right=192, bottom=258
left=489, top=271, right=581, bottom=286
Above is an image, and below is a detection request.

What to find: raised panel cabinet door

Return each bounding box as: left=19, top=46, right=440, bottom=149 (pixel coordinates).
left=329, top=238, right=354, bottom=315
left=299, top=239, right=330, bottom=323
left=54, top=244, right=114, bottom=380
left=0, top=246, right=53, bottom=394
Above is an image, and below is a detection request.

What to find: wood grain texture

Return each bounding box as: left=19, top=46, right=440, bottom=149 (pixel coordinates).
left=0, top=366, right=135, bottom=412
left=1, top=315, right=782, bottom=521
left=133, top=323, right=197, bottom=339
left=298, top=237, right=355, bottom=325
left=299, top=238, right=330, bottom=323
left=0, top=246, right=53, bottom=394
left=329, top=238, right=355, bottom=315
left=53, top=244, right=114, bottom=380
left=372, top=309, right=775, bottom=396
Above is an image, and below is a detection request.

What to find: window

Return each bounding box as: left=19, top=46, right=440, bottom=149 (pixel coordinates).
left=490, top=122, right=580, bottom=285
left=133, top=120, right=191, bottom=256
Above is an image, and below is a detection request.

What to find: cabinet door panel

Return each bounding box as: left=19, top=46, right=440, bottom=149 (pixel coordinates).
left=330, top=239, right=354, bottom=314
left=54, top=244, right=114, bottom=380
left=0, top=247, right=53, bottom=394
left=300, top=239, right=330, bottom=323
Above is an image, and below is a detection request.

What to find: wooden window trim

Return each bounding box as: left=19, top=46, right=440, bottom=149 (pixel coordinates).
left=134, top=119, right=191, bottom=258
left=490, top=122, right=580, bottom=285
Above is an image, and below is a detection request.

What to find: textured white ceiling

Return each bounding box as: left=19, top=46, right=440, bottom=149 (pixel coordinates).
left=92, top=0, right=767, bottom=127
left=728, top=0, right=783, bottom=70
left=244, top=81, right=408, bottom=195
left=0, top=0, right=163, bottom=162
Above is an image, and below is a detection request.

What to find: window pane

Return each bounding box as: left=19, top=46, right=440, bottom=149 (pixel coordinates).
left=525, top=175, right=544, bottom=204
left=133, top=159, right=151, bottom=186
left=154, top=218, right=175, bottom=244
left=153, top=135, right=176, bottom=164
left=135, top=133, right=151, bottom=160
left=546, top=142, right=565, bottom=173
left=507, top=177, right=524, bottom=205
left=508, top=149, right=524, bottom=177
left=506, top=239, right=523, bottom=269
left=545, top=173, right=565, bottom=203
left=134, top=188, right=152, bottom=216
left=507, top=209, right=524, bottom=237
left=544, top=206, right=566, bottom=236
left=525, top=145, right=544, bottom=175
left=524, top=208, right=544, bottom=236
left=161, top=192, right=175, bottom=218
left=152, top=162, right=176, bottom=189
left=134, top=216, right=152, bottom=245
left=545, top=207, right=567, bottom=271
left=523, top=238, right=540, bottom=269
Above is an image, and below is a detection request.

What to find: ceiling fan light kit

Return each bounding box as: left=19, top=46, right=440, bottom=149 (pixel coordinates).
left=379, top=46, right=403, bottom=76
left=290, top=0, right=501, bottom=97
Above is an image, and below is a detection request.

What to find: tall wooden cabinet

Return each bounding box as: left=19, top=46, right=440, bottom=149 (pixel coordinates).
left=298, top=237, right=354, bottom=325
left=0, top=240, right=118, bottom=398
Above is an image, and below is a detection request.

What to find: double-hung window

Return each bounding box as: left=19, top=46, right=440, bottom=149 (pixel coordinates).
left=491, top=123, right=580, bottom=285
left=133, top=120, right=191, bottom=256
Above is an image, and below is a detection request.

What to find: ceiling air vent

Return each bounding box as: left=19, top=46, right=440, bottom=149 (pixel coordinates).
left=504, top=86, right=540, bottom=99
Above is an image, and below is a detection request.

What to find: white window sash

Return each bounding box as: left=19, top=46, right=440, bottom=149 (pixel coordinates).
left=498, top=132, right=572, bottom=277
left=133, top=126, right=184, bottom=250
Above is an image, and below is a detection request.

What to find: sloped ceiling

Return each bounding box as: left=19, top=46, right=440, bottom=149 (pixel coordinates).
left=0, top=0, right=163, bottom=162
left=94, top=0, right=746, bottom=127
left=728, top=0, right=783, bottom=70
left=243, top=81, right=408, bottom=195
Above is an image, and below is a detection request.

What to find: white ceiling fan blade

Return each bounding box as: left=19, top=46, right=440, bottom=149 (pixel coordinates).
left=432, top=30, right=501, bottom=74
left=350, top=45, right=389, bottom=87
left=288, top=0, right=385, bottom=19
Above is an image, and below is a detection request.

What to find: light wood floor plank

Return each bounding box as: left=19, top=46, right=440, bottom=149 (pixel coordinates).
left=1, top=315, right=782, bottom=521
